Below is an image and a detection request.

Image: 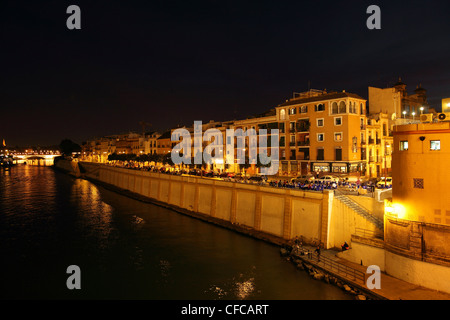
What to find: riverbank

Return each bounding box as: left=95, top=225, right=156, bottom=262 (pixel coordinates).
left=53, top=161, right=450, bottom=300
left=280, top=244, right=450, bottom=300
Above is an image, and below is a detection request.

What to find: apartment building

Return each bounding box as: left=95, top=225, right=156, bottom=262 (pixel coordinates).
left=275, top=89, right=368, bottom=177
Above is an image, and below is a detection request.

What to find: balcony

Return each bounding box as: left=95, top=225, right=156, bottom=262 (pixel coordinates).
left=298, top=140, right=310, bottom=146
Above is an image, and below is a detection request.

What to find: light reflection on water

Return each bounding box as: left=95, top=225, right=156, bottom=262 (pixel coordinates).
left=0, top=165, right=351, bottom=300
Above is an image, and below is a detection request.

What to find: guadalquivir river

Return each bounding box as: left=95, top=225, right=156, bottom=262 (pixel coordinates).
left=0, top=165, right=350, bottom=300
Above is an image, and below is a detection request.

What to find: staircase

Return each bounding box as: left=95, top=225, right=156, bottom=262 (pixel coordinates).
left=335, top=195, right=384, bottom=230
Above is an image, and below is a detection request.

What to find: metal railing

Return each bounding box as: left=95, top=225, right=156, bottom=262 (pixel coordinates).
left=354, top=227, right=384, bottom=239
left=309, top=252, right=366, bottom=284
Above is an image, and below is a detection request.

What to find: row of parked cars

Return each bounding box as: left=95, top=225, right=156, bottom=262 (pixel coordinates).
left=162, top=167, right=392, bottom=188
left=290, top=174, right=393, bottom=188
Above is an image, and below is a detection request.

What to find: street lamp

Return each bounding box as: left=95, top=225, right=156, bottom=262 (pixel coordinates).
left=412, top=112, right=416, bottom=121
left=420, top=106, right=424, bottom=114
left=402, top=110, right=407, bottom=119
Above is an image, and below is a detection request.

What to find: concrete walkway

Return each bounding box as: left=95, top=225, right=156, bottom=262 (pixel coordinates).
left=297, top=245, right=450, bottom=300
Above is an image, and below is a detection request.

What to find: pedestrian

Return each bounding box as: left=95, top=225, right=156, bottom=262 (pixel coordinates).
left=341, top=241, right=349, bottom=251
left=314, top=245, right=321, bottom=261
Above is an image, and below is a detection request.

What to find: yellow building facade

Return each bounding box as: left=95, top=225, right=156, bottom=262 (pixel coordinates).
left=381, top=119, right=450, bottom=291
left=275, top=90, right=368, bottom=176
left=391, top=121, right=450, bottom=224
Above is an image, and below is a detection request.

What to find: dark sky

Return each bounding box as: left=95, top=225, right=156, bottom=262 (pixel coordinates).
left=1, top=0, right=449, bottom=147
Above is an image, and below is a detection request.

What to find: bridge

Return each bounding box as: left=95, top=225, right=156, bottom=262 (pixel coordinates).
left=5, top=152, right=61, bottom=165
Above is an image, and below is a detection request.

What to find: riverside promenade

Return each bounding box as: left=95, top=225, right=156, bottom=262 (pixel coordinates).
left=292, top=245, right=450, bottom=300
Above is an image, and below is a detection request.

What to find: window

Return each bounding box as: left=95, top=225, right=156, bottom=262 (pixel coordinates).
left=315, top=103, right=325, bottom=112
left=352, top=137, right=358, bottom=153
left=360, top=103, right=364, bottom=115
left=430, top=140, right=440, bottom=150
left=334, top=117, right=342, bottom=126
left=335, top=148, right=342, bottom=161
left=317, top=148, right=324, bottom=160
left=289, top=107, right=297, bottom=115
left=338, top=101, right=346, bottom=113
left=300, top=106, right=308, bottom=113
left=399, top=141, right=408, bottom=151
left=289, top=122, right=296, bottom=132
left=413, top=178, right=424, bottom=189
left=334, top=132, right=343, bottom=142
left=317, top=118, right=324, bottom=127
left=331, top=102, right=338, bottom=114
left=290, top=135, right=295, bottom=146
left=317, top=133, right=324, bottom=142
left=280, top=109, right=286, bottom=120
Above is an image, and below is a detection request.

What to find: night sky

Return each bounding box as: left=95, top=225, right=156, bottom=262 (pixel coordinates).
left=1, top=0, right=449, bottom=147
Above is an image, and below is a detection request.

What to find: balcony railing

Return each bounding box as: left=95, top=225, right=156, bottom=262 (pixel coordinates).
left=298, top=140, right=310, bottom=146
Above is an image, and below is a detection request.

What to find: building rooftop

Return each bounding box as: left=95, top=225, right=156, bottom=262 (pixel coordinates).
left=278, top=91, right=365, bottom=107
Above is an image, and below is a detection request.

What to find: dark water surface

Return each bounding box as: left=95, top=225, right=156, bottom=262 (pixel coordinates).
left=0, top=165, right=350, bottom=300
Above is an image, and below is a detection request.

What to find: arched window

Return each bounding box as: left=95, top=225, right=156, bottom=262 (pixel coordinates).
left=280, top=109, right=286, bottom=120
left=360, top=103, right=364, bottom=115
left=338, top=101, right=346, bottom=113
left=331, top=102, right=338, bottom=114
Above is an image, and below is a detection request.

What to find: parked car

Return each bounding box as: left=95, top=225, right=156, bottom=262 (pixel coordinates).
left=292, top=174, right=315, bottom=184
left=377, top=177, right=393, bottom=188
left=316, top=175, right=339, bottom=183
left=248, top=175, right=264, bottom=184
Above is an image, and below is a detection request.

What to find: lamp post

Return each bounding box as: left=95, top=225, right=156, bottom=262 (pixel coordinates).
left=412, top=112, right=416, bottom=121
left=420, top=106, right=424, bottom=114
left=402, top=110, right=407, bottom=119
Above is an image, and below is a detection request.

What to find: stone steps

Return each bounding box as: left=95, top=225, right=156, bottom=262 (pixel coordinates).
left=335, top=195, right=384, bottom=230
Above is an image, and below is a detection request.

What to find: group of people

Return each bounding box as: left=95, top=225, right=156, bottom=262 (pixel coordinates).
left=267, top=180, right=338, bottom=191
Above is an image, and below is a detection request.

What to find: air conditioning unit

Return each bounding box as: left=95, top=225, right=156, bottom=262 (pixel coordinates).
left=437, top=113, right=450, bottom=121
left=420, top=113, right=433, bottom=123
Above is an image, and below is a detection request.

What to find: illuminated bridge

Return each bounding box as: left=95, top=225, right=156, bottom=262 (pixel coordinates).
left=7, top=152, right=61, bottom=165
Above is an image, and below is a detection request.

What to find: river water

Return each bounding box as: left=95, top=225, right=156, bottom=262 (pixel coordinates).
left=0, top=165, right=350, bottom=300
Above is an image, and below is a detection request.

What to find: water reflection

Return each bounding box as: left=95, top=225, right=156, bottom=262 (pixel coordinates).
left=0, top=166, right=351, bottom=300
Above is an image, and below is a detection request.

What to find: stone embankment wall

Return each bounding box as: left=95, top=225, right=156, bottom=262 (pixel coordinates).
left=54, top=160, right=382, bottom=250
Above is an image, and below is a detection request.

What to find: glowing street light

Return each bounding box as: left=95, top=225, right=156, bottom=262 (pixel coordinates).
left=412, top=111, right=416, bottom=120
left=402, top=110, right=407, bottom=119
left=420, top=106, right=424, bottom=114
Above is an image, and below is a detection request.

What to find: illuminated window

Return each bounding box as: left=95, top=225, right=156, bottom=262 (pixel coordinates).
left=280, top=109, right=286, bottom=120
left=334, top=132, right=343, bottom=142
left=399, top=140, right=408, bottom=151
left=317, top=133, right=324, bottom=142
left=430, top=140, right=440, bottom=150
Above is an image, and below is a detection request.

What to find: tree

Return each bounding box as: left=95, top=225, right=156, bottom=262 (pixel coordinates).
left=59, top=139, right=81, bottom=156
